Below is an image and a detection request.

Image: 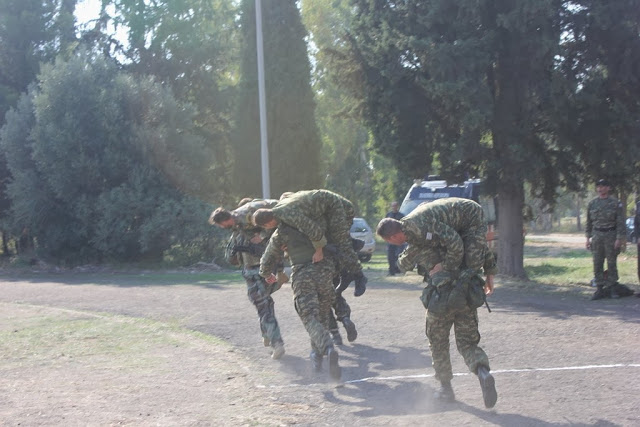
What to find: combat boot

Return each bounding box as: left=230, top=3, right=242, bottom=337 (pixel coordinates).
left=271, top=341, right=285, bottom=360
left=310, top=350, right=323, bottom=372
left=354, top=272, right=367, bottom=297
left=342, top=317, right=358, bottom=342
left=330, top=328, right=343, bottom=346
left=591, top=285, right=607, bottom=300
left=336, top=272, right=353, bottom=293
left=326, top=346, right=342, bottom=381
left=433, top=381, right=455, bottom=402
left=477, top=365, right=497, bottom=408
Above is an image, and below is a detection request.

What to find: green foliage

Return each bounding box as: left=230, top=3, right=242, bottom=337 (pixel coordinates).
left=0, top=52, right=218, bottom=264
left=231, top=0, right=322, bottom=197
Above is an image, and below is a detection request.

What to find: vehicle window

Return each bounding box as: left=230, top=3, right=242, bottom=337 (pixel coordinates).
left=350, top=219, right=370, bottom=233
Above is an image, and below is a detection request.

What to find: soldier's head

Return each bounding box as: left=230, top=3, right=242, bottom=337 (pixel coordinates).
left=596, top=178, right=611, bottom=198
left=376, top=218, right=406, bottom=245
left=253, top=209, right=278, bottom=229
left=390, top=201, right=399, bottom=212
left=209, top=207, right=234, bottom=229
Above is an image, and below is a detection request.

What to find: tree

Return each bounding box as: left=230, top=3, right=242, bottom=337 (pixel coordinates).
left=232, top=0, right=322, bottom=197
left=331, top=0, right=640, bottom=277
left=0, top=53, right=215, bottom=263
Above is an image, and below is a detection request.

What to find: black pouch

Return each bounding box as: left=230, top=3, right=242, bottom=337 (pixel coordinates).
left=420, top=284, right=435, bottom=309
left=465, top=275, right=486, bottom=309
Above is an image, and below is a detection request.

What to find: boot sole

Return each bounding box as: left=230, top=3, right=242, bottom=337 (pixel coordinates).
left=480, top=373, right=497, bottom=408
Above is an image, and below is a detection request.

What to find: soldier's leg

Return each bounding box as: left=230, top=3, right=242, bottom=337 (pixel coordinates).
left=291, top=268, right=333, bottom=359
left=328, top=309, right=343, bottom=346
left=425, top=311, right=455, bottom=383
left=603, top=232, right=619, bottom=285
left=453, top=308, right=496, bottom=408
left=591, top=233, right=607, bottom=287
left=334, top=292, right=357, bottom=342
left=452, top=308, right=490, bottom=373
left=247, top=276, right=284, bottom=355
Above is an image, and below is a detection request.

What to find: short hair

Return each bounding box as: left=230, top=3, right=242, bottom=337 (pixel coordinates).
left=253, top=209, right=275, bottom=226
left=209, top=207, right=231, bottom=225
left=237, top=197, right=253, bottom=208
left=376, top=217, right=402, bottom=238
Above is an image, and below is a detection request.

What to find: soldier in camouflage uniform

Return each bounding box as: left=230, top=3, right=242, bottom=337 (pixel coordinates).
left=253, top=189, right=368, bottom=297
left=376, top=197, right=498, bottom=408
left=586, top=179, right=626, bottom=300
left=260, top=223, right=342, bottom=381
left=209, top=199, right=287, bottom=359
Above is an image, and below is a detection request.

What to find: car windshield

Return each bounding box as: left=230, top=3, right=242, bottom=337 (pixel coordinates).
left=350, top=218, right=370, bottom=233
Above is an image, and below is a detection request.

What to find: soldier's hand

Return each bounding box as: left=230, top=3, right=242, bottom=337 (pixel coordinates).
left=264, top=274, right=277, bottom=285
left=614, top=239, right=622, bottom=251
left=312, top=247, right=324, bottom=263
left=484, top=275, right=495, bottom=296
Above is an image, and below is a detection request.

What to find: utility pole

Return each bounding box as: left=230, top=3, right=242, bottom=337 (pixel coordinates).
left=255, top=0, right=270, bottom=198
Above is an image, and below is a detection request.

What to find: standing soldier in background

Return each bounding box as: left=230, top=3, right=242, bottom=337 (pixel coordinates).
left=259, top=223, right=342, bottom=381
left=376, top=198, right=498, bottom=408
left=253, top=189, right=368, bottom=297
left=209, top=199, right=287, bottom=360
left=635, top=199, right=640, bottom=287
left=385, top=201, right=404, bottom=276
left=586, top=179, right=625, bottom=300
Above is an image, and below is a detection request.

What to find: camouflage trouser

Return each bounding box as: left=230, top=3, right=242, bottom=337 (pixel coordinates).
left=325, top=209, right=361, bottom=276
left=591, top=230, right=619, bottom=286
left=426, top=306, right=490, bottom=383
left=244, top=268, right=283, bottom=348
left=328, top=291, right=352, bottom=331
left=291, top=259, right=336, bottom=355
left=460, top=219, right=489, bottom=272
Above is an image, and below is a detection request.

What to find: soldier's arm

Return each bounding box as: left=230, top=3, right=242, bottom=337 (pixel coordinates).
left=259, top=230, right=286, bottom=278
left=433, top=223, right=464, bottom=273
left=616, top=200, right=625, bottom=241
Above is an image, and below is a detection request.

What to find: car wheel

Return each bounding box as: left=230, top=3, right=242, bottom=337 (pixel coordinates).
left=359, top=254, right=372, bottom=263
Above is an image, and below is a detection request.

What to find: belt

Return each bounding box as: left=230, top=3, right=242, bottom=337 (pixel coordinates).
left=594, top=227, right=616, bottom=232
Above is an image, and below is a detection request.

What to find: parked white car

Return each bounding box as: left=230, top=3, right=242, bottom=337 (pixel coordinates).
left=350, top=217, right=376, bottom=262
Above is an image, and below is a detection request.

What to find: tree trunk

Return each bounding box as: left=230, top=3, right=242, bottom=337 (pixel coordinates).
left=497, top=181, right=528, bottom=278
left=575, top=194, right=582, bottom=231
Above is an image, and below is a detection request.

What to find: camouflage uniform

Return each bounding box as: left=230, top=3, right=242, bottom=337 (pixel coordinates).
left=397, top=198, right=498, bottom=276
left=586, top=195, right=625, bottom=287
left=260, top=224, right=336, bottom=359
left=415, top=246, right=494, bottom=404
left=226, top=199, right=284, bottom=352
left=271, top=190, right=362, bottom=275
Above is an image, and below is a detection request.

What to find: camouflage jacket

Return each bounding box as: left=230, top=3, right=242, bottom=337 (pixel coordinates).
left=586, top=196, right=625, bottom=240
left=271, top=189, right=354, bottom=250
left=399, top=197, right=486, bottom=273
left=225, top=199, right=278, bottom=268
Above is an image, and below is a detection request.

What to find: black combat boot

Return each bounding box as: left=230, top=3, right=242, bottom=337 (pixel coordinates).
left=433, top=381, right=455, bottom=402
left=271, top=341, right=285, bottom=360
left=477, top=365, right=497, bottom=408
left=330, top=328, right=343, bottom=346
left=353, top=272, right=367, bottom=297
left=336, top=272, right=353, bottom=293
left=342, top=317, right=358, bottom=342
left=326, top=346, right=342, bottom=381
left=591, top=285, right=607, bottom=300
left=310, top=350, right=323, bottom=372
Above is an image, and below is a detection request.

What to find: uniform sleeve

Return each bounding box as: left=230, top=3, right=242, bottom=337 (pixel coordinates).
left=276, top=210, right=327, bottom=249
left=259, top=230, right=285, bottom=278
left=397, top=245, right=425, bottom=272
left=586, top=200, right=593, bottom=238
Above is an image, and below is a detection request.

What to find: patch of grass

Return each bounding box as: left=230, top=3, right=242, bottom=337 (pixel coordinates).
left=0, top=304, right=227, bottom=371
left=524, top=246, right=638, bottom=286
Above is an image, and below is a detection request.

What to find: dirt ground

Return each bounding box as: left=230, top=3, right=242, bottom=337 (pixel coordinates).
left=1, top=235, right=640, bottom=426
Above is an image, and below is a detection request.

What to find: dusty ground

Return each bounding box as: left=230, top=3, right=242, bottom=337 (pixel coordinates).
left=1, top=235, right=640, bottom=426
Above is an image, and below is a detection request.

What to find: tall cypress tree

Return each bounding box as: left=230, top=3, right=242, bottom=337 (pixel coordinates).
left=232, top=0, right=322, bottom=197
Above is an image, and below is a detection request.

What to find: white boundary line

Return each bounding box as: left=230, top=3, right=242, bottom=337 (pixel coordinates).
left=256, top=363, right=640, bottom=389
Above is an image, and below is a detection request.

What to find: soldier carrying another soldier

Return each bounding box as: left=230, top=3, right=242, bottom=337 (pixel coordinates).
left=377, top=197, right=498, bottom=408
left=252, top=189, right=368, bottom=297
